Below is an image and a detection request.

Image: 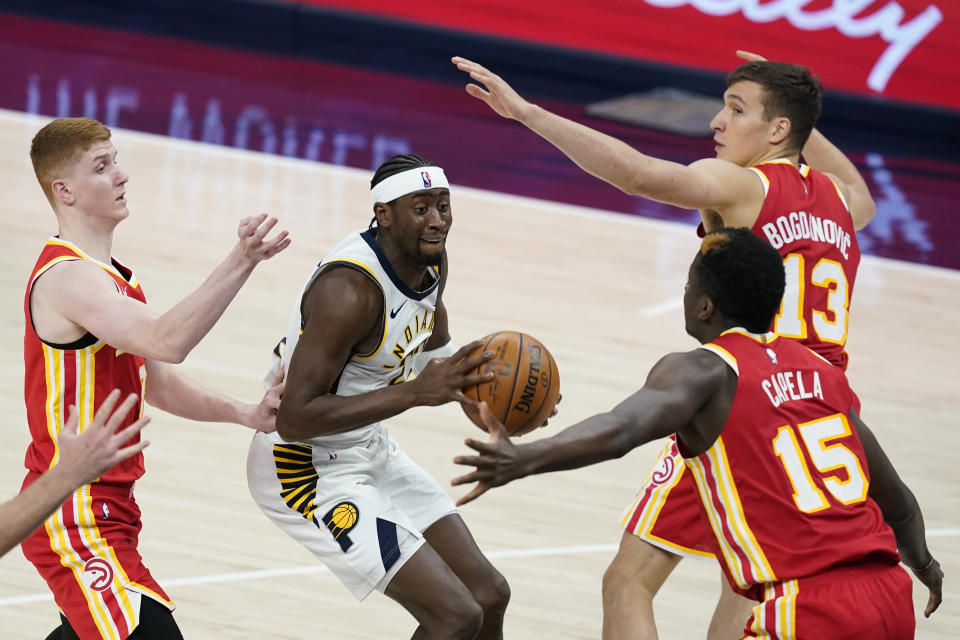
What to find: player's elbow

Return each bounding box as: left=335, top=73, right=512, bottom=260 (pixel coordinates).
left=275, top=404, right=303, bottom=442
left=276, top=397, right=319, bottom=442
left=160, top=348, right=188, bottom=365
left=852, top=198, right=877, bottom=231
left=143, top=333, right=189, bottom=364
left=619, top=172, right=650, bottom=197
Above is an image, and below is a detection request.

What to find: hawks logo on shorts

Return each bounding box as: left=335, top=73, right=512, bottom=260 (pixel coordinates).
left=83, top=558, right=115, bottom=592
left=650, top=453, right=676, bottom=487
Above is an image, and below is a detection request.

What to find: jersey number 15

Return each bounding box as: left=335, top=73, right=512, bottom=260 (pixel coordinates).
left=772, top=413, right=868, bottom=513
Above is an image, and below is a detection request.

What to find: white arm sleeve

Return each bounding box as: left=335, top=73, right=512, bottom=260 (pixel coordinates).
left=412, top=339, right=458, bottom=376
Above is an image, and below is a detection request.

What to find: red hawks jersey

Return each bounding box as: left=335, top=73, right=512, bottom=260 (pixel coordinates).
left=23, top=238, right=147, bottom=484
left=683, top=329, right=898, bottom=599
left=749, top=160, right=861, bottom=370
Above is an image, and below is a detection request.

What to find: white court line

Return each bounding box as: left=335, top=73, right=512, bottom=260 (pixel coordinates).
left=3, top=533, right=958, bottom=608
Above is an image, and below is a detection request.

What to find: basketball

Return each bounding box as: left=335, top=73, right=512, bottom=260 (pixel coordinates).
left=462, top=331, right=560, bottom=436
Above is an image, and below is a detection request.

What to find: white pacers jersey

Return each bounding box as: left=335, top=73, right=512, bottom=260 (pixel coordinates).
left=273, top=227, right=440, bottom=447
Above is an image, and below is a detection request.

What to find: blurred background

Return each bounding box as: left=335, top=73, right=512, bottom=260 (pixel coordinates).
left=1, top=0, right=958, bottom=269
left=1, top=3, right=958, bottom=637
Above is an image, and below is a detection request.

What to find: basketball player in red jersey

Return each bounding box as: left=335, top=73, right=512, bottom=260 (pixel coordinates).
left=453, top=51, right=878, bottom=637
left=1, top=392, right=148, bottom=559
left=23, top=118, right=289, bottom=640
left=453, top=228, right=942, bottom=639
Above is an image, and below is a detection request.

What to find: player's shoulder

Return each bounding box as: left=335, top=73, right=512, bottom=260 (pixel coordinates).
left=34, top=257, right=117, bottom=294
left=689, top=157, right=755, bottom=178
left=303, top=262, right=382, bottom=315
left=649, top=348, right=732, bottom=385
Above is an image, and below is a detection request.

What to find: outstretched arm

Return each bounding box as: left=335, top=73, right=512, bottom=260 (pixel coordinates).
left=452, top=57, right=759, bottom=213
left=451, top=349, right=728, bottom=505
left=144, top=359, right=284, bottom=432
left=38, top=214, right=290, bottom=363
left=851, top=410, right=942, bottom=617
left=736, top=50, right=876, bottom=229
left=0, top=391, right=149, bottom=558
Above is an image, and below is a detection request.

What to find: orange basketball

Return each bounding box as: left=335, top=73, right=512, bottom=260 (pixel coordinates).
left=462, top=331, right=560, bottom=436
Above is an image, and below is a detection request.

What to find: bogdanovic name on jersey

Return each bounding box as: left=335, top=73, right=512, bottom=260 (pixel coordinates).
left=760, top=211, right=853, bottom=260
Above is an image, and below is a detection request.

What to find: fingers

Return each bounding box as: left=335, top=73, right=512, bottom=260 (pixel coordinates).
left=111, top=415, right=151, bottom=446
left=450, top=468, right=483, bottom=485
left=239, top=213, right=269, bottom=236
left=736, top=49, right=767, bottom=62
left=64, top=404, right=80, bottom=436
left=238, top=214, right=291, bottom=259
left=252, top=216, right=279, bottom=242
left=115, top=439, right=150, bottom=464
left=263, top=233, right=292, bottom=257
left=478, top=401, right=508, bottom=438
left=269, top=381, right=286, bottom=400
left=460, top=365, right=495, bottom=385
left=271, top=362, right=286, bottom=386
left=452, top=452, right=486, bottom=467
left=451, top=56, right=482, bottom=72
left=465, top=84, right=493, bottom=103
left=92, top=389, right=123, bottom=426
left=451, top=340, right=483, bottom=361
left=103, top=393, right=140, bottom=433
left=455, top=483, right=489, bottom=507
left=924, top=590, right=941, bottom=617
left=461, top=437, right=496, bottom=454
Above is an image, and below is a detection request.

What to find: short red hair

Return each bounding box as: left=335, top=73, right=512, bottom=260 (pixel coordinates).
left=30, top=118, right=112, bottom=204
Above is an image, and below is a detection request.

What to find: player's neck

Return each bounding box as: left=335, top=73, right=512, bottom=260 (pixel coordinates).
left=388, top=255, right=428, bottom=290
left=55, top=215, right=115, bottom=264
left=694, top=320, right=738, bottom=345
left=377, top=237, right=429, bottom=290
left=749, top=147, right=800, bottom=167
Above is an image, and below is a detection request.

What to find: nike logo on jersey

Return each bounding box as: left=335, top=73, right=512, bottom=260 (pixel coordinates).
left=389, top=300, right=407, bottom=318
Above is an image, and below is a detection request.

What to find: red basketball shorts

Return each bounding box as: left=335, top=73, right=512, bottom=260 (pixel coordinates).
left=20, top=474, right=174, bottom=640
left=742, top=562, right=914, bottom=639
left=620, top=436, right=714, bottom=559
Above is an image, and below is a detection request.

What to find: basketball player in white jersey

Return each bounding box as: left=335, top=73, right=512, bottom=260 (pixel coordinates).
left=247, top=154, right=511, bottom=639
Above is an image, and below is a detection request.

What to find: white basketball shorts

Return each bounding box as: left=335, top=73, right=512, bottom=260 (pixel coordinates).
left=246, top=426, right=458, bottom=600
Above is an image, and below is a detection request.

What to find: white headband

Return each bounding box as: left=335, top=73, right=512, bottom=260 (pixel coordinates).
left=370, top=167, right=449, bottom=207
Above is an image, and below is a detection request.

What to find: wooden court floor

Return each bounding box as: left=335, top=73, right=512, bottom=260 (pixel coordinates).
left=0, top=110, right=957, bottom=638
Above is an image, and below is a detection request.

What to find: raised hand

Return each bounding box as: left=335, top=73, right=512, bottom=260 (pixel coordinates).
left=451, top=402, right=525, bottom=506
left=451, top=57, right=534, bottom=122
left=410, top=340, right=494, bottom=407
left=247, top=363, right=285, bottom=432
left=237, top=213, right=291, bottom=263
left=56, top=390, right=150, bottom=486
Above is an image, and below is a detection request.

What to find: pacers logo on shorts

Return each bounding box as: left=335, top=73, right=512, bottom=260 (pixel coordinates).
left=322, top=501, right=359, bottom=552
